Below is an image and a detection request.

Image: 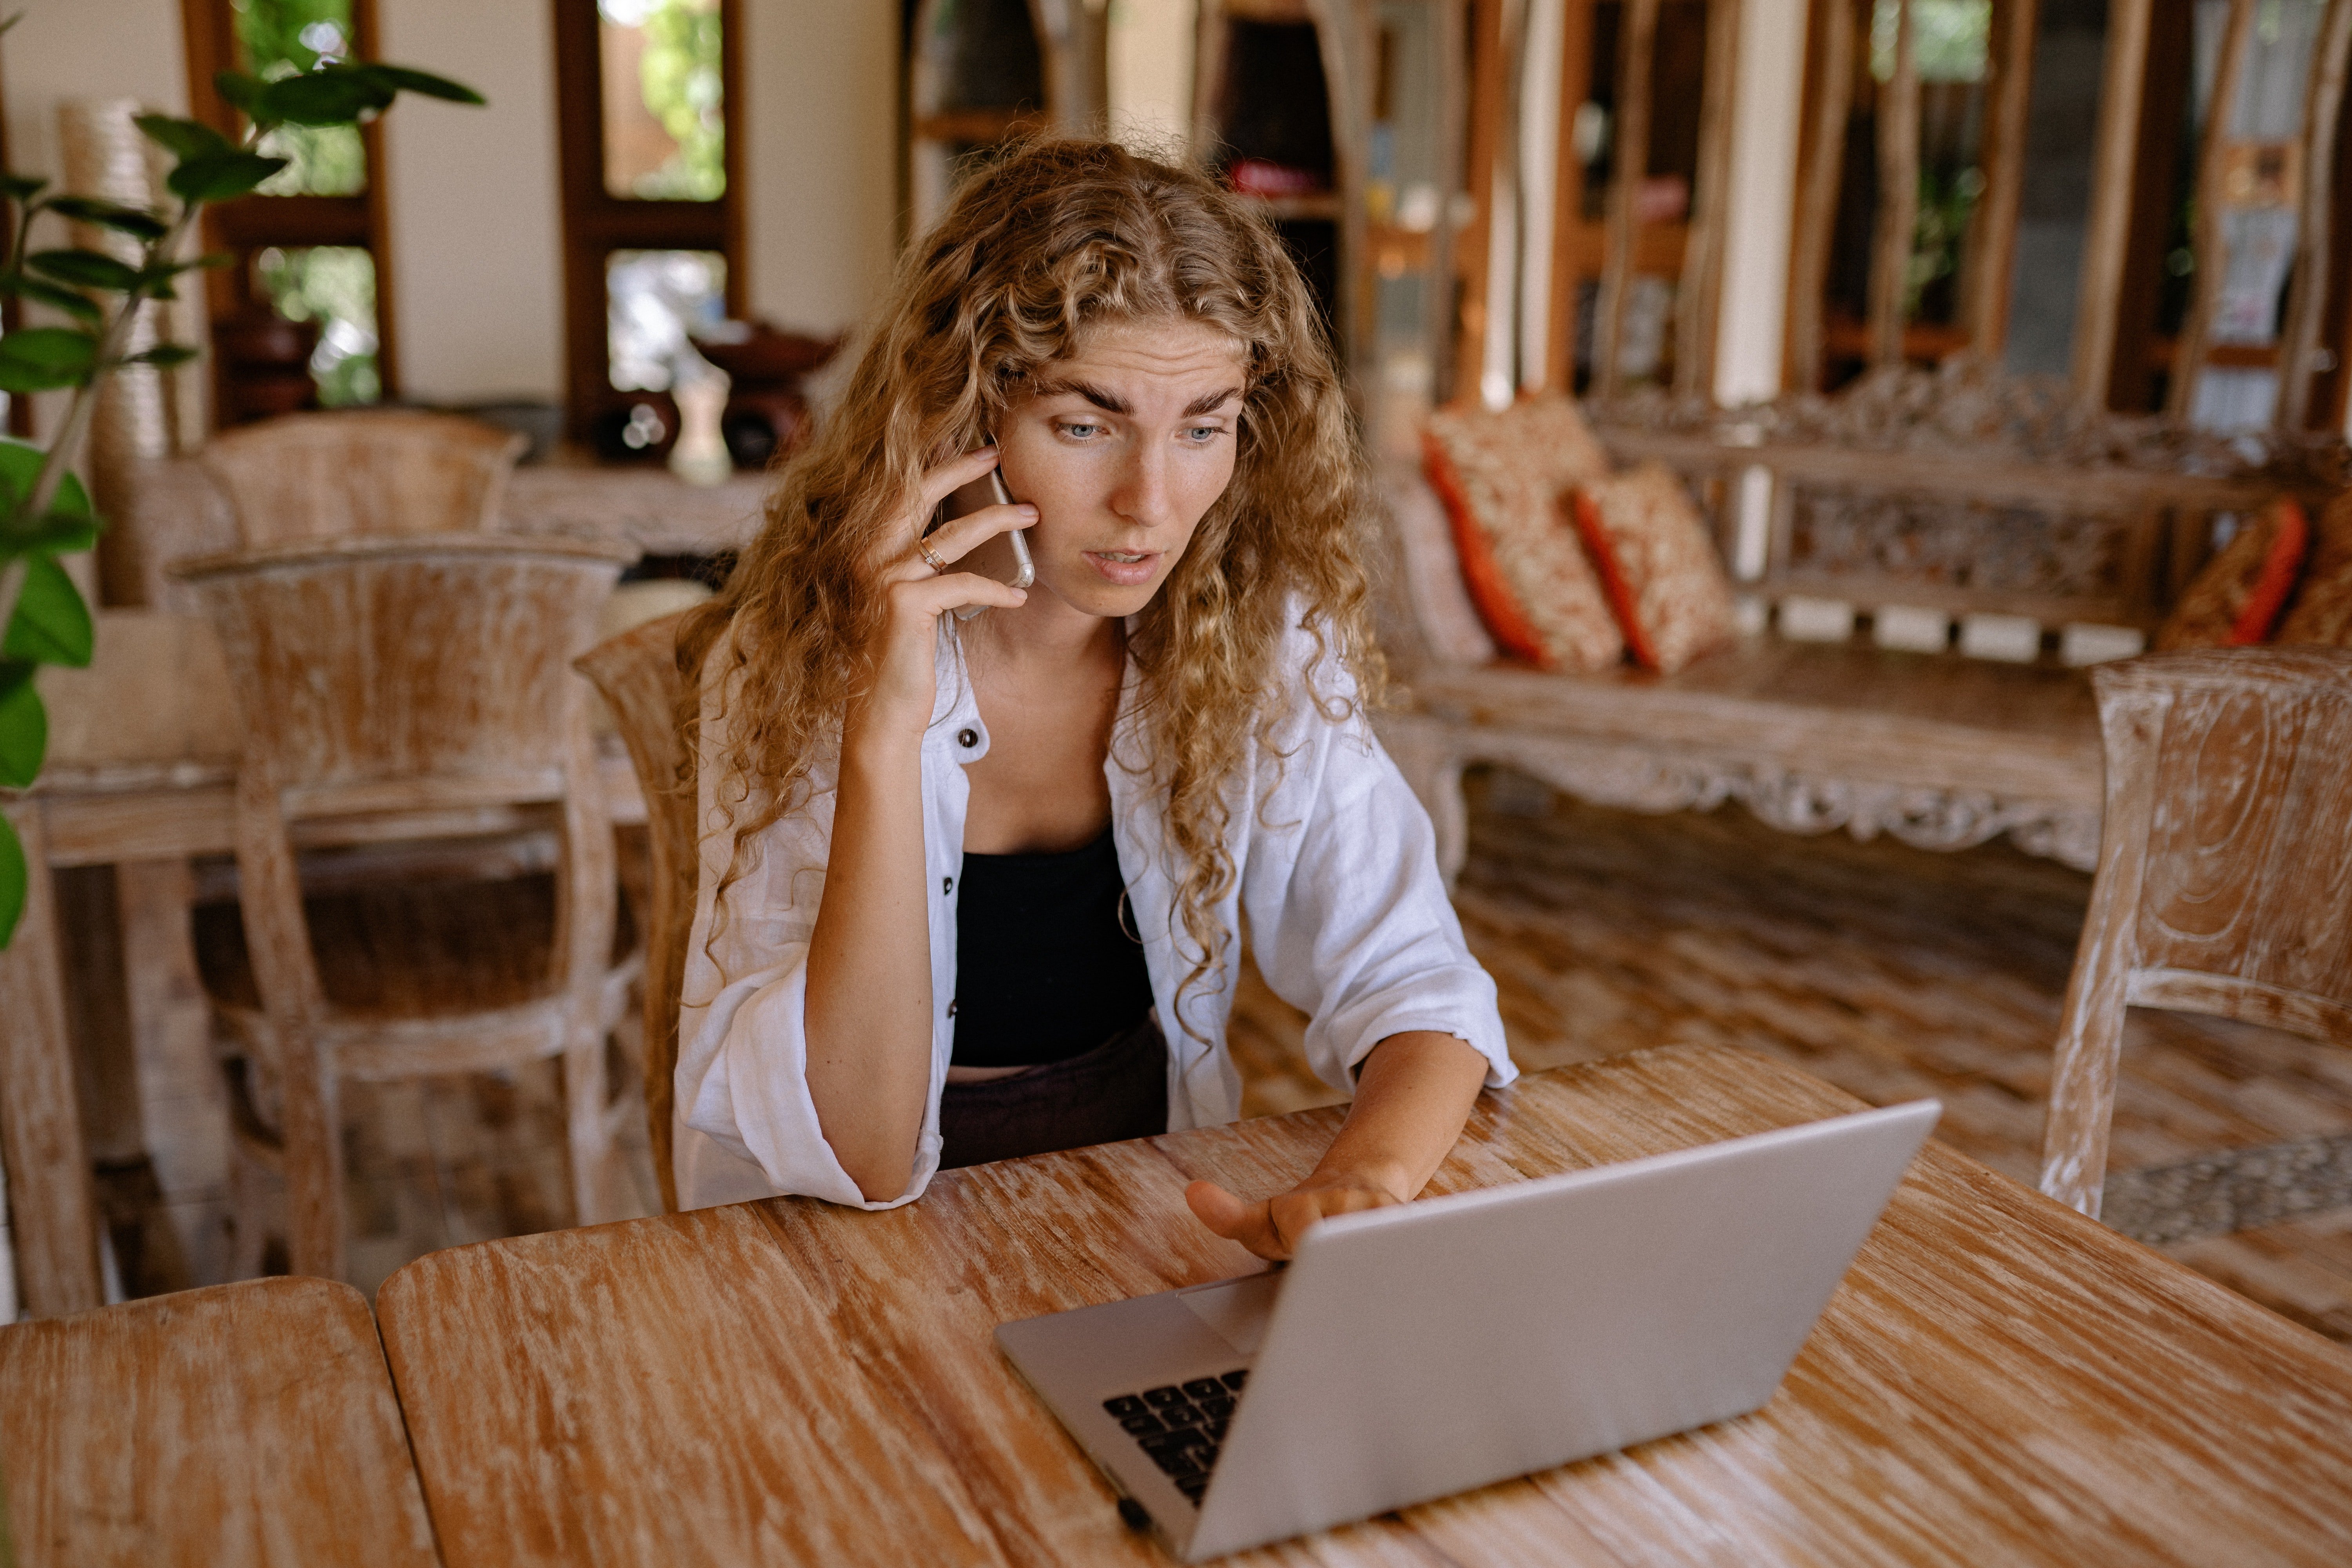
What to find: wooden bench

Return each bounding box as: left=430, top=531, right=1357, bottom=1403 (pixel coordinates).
left=1372, top=366, right=2346, bottom=879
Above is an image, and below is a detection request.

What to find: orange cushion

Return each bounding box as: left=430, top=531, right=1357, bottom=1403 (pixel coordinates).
left=2275, top=490, right=2352, bottom=647
left=2154, top=498, right=2310, bottom=651
left=1568, top=464, right=1736, bottom=673
left=1423, top=396, right=1621, bottom=672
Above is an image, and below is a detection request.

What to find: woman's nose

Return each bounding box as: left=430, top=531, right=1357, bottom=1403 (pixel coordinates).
left=1109, top=445, right=1172, bottom=528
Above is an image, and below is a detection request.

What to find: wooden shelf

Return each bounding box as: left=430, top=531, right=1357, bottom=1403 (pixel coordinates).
left=1556, top=219, right=1689, bottom=279
left=1247, top=191, right=1343, bottom=221
left=1368, top=223, right=1434, bottom=276
left=911, top=109, right=1045, bottom=145
left=2142, top=336, right=2281, bottom=371
left=1819, top=314, right=1973, bottom=364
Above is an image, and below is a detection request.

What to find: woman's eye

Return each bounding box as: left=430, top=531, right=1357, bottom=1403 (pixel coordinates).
left=1058, top=421, right=1102, bottom=440
left=1184, top=425, right=1224, bottom=442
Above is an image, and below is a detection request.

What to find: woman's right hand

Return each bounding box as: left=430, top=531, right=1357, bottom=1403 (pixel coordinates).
left=854, top=446, right=1035, bottom=746
left=809, top=447, right=1031, bottom=1202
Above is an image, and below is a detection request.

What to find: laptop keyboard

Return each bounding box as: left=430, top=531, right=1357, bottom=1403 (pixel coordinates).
left=1101, top=1370, right=1248, bottom=1506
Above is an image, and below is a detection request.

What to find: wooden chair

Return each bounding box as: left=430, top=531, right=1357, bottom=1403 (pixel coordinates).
left=574, top=610, right=702, bottom=1213
left=2040, top=648, right=2352, bottom=1225
left=199, top=409, right=528, bottom=547
left=172, top=534, right=640, bottom=1280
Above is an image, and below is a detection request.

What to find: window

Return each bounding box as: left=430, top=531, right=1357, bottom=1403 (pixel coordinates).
left=180, top=0, right=394, bottom=425
left=552, top=0, right=745, bottom=452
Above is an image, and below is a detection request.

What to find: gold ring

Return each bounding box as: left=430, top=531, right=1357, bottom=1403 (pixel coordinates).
left=916, top=540, right=949, bottom=575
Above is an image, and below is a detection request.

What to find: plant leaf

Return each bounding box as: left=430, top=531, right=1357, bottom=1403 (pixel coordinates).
left=120, top=343, right=199, bottom=369
left=0, top=276, right=103, bottom=323
left=2, top=555, right=93, bottom=666
left=0, top=327, right=98, bottom=392
left=0, top=803, right=27, bottom=947
left=258, top=68, right=396, bottom=128
left=145, top=253, right=234, bottom=279
left=0, top=438, right=94, bottom=522
left=167, top=150, right=289, bottom=205
left=352, top=63, right=486, bottom=105
left=214, top=71, right=268, bottom=121
left=0, top=510, right=100, bottom=558
left=0, top=659, right=45, bottom=789
left=134, top=113, right=234, bottom=162
left=0, top=437, right=95, bottom=524
left=45, top=196, right=169, bottom=242
left=27, top=248, right=142, bottom=293
left=0, top=172, right=44, bottom=201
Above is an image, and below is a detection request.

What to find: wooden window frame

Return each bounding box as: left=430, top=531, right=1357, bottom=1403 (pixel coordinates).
left=179, top=0, right=399, bottom=420
left=550, top=0, right=747, bottom=446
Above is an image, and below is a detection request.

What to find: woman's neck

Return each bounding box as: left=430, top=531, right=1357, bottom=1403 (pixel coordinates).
left=963, top=591, right=1124, bottom=679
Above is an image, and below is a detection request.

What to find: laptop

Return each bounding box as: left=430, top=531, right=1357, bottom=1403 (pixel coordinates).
left=996, top=1098, right=1940, bottom=1561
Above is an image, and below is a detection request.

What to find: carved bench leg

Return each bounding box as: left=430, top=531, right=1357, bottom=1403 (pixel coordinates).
left=1376, top=715, right=1469, bottom=891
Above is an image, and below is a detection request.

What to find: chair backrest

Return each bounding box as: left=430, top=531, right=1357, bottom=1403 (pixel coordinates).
left=574, top=609, right=701, bottom=1213
left=176, top=535, right=631, bottom=815
left=199, top=410, right=529, bottom=548
left=2041, top=646, right=2352, bottom=1211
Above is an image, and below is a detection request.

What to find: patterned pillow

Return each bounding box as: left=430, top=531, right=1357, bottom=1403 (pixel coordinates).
left=1568, top=463, right=1736, bottom=673
left=2275, top=490, right=2352, bottom=647
left=2154, top=498, right=2310, bottom=651
left=1423, top=396, right=1622, bottom=671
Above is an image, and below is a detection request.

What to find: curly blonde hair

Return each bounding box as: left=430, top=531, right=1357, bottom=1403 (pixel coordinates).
left=680, top=136, right=1384, bottom=1033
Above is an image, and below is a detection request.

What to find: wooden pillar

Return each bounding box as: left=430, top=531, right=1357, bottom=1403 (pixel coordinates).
left=1546, top=0, right=1599, bottom=391
left=2166, top=0, right=2256, bottom=420
left=0, top=802, right=106, bottom=1318
left=1452, top=0, right=1510, bottom=405
left=1786, top=0, right=1857, bottom=390
left=1960, top=0, right=2042, bottom=356
left=1715, top=0, right=1811, bottom=404
left=2276, top=0, right=2352, bottom=430
left=1593, top=0, right=1661, bottom=397
left=1868, top=0, right=1920, bottom=367
left=1676, top=0, right=1744, bottom=398
left=2071, top=0, right=2157, bottom=404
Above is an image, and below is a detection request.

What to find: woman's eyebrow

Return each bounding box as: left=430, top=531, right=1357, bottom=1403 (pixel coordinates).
left=1028, top=379, right=1241, bottom=417
left=1032, top=376, right=1131, bottom=414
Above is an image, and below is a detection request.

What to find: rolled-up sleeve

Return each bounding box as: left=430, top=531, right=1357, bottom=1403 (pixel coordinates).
left=672, top=668, right=942, bottom=1210
left=1241, top=676, right=1515, bottom=1093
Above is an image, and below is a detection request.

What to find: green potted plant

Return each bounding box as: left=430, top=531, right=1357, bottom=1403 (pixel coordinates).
left=0, top=46, right=481, bottom=946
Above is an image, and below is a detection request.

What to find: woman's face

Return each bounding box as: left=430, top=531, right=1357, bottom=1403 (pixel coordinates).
left=996, top=316, right=1247, bottom=624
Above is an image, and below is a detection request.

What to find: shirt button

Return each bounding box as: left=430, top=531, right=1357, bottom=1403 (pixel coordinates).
left=957, top=728, right=978, bottom=748
left=942, top=876, right=953, bottom=895
left=946, top=999, right=959, bottom=1017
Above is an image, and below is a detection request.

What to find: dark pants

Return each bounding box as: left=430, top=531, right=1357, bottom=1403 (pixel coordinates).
left=936, top=1015, right=1169, bottom=1170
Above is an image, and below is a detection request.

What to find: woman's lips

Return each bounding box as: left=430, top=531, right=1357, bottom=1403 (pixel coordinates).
left=1083, top=549, right=1160, bottom=586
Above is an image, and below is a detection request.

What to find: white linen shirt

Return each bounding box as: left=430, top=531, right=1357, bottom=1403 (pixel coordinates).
left=672, top=614, right=1515, bottom=1211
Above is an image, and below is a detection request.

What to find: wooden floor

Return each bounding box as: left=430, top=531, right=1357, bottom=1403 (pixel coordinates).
left=91, top=774, right=2352, bottom=1342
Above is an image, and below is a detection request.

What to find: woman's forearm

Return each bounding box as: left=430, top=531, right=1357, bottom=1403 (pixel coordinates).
left=804, top=723, right=937, bottom=1200
left=1311, top=1031, right=1492, bottom=1199
left=1183, top=1029, right=1492, bottom=1258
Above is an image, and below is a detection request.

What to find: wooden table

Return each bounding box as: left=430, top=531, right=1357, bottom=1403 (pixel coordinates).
left=373, top=1044, right=2352, bottom=1566
left=0, top=1275, right=440, bottom=1567
left=0, top=610, right=652, bottom=1319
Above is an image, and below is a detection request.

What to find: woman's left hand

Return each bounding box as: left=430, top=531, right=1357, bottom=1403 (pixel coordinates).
left=1183, top=1171, right=1407, bottom=1262
left=1179, top=1031, right=1491, bottom=1261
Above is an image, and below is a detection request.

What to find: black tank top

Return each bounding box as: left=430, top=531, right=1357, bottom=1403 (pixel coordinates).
left=951, top=827, right=1154, bottom=1069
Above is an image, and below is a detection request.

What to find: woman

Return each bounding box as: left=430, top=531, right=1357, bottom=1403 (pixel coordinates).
left=673, top=138, right=1512, bottom=1259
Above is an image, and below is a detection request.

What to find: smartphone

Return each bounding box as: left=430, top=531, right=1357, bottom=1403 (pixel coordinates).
left=930, top=465, right=1034, bottom=622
